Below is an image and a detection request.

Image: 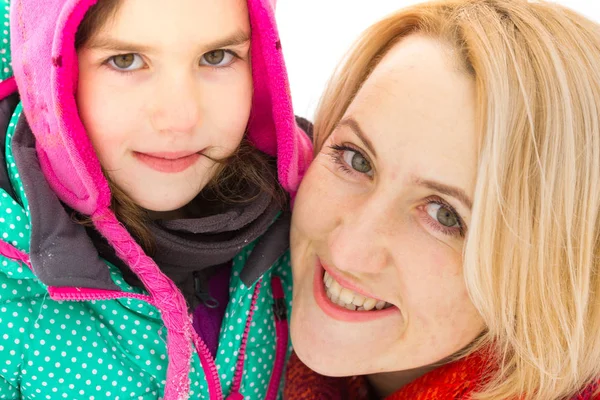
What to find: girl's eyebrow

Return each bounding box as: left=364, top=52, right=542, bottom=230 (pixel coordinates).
left=86, top=37, right=154, bottom=53
left=203, top=30, right=250, bottom=50
left=86, top=30, right=251, bottom=54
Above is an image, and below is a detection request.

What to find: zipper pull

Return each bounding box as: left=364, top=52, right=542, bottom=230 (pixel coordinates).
left=272, top=297, right=287, bottom=321
left=194, top=273, right=219, bottom=309
left=226, top=391, right=244, bottom=400
left=271, top=276, right=287, bottom=321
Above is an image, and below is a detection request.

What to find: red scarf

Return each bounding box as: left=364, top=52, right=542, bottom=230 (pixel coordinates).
left=284, top=351, right=598, bottom=400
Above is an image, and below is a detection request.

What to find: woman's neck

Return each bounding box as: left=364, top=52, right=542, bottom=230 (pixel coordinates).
left=366, top=344, right=478, bottom=398
left=367, top=364, right=440, bottom=398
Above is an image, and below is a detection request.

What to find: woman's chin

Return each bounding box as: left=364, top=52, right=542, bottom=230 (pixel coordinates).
left=291, top=334, right=363, bottom=377
left=290, top=302, right=382, bottom=378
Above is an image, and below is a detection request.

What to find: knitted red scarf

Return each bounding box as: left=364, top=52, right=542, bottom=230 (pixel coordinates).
left=284, top=351, right=598, bottom=400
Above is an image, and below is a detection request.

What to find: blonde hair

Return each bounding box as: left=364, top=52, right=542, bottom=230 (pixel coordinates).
left=313, top=1, right=600, bottom=398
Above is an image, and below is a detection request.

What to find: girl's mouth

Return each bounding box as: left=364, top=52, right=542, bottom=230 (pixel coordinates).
left=134, top=151, right=202, bottom=173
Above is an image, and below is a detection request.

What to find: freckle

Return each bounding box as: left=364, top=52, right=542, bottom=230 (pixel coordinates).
left=275, top=40, right=282, bottom=50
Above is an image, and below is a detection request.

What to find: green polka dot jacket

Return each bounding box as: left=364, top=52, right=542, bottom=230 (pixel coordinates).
left=0, top=0, right=309, bottom=398
left=0, top=104, right=295, bottom=400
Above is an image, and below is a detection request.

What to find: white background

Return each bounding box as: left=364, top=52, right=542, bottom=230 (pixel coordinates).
left=277, top=1, right=600, bottom=120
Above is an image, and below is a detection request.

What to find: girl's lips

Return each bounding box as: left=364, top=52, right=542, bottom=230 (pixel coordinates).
left=312, top=261, right=401, bottom=323
left=134, top=151, right=202, bottom=173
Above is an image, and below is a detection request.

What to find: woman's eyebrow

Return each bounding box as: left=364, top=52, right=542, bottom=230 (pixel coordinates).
left=337, top=118, right=471, bottom=209
left=414, top=178, right=473, bottom=210
left=337, top=117, right=377, bottom=157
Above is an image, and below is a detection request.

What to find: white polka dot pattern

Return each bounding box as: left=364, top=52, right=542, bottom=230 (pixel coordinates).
left=0, top=246, right=293, bottom=399
left=0, top=1, right=12, bottom=83
left=0, top=111, right=295, bottom=398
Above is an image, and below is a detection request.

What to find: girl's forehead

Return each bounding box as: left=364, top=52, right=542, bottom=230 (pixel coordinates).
left=102, top=0, right=251, bottom=44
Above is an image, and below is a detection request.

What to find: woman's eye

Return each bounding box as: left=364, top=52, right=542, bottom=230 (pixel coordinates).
left=108, top=53, right=145, bottom=71
left=342, top=150, right=373, bottom=175
left=426, top=202, right=459, bottom=228
left=200, top=50, right=235, bottom=67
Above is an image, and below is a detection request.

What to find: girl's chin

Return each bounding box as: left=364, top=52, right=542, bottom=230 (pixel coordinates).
left=132, top=191, right=200, bottom=216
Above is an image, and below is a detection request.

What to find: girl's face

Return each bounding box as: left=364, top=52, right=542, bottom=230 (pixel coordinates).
left=290, top=35, right=485, bottom=385
left=77, top=0, right=252, bottom=213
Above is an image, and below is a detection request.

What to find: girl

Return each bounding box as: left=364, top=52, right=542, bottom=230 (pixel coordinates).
left=286, top=0, right=600, bottom=399
left=0, top=0, right=311, bottom=399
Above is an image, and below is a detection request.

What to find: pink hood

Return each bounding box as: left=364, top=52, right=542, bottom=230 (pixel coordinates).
left=10, top=0, right=312, bottom=398
left=11, top=0, right=312, bottom=216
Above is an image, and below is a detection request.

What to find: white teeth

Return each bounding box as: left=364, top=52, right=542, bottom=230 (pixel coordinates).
left=323, top=271, right=392, bottom=312
left=352, top=294, right=365, bottom=307
left=324, top=273, right=333, bottom=288
left=339, top=288, right=354, bottom=304
left=329, top=280, right=342, bottom=297
left=363, top=298, right=377, bottom=311
left=330, top=292, right=340, bottom=304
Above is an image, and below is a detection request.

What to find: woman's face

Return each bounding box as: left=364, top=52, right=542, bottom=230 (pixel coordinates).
left=290, top=35, right=485, bottom=379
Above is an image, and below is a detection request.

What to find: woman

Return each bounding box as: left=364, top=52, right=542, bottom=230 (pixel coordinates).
left=286, top=0, right=600, bottom=399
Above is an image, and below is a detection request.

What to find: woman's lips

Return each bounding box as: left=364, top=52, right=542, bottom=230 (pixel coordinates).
left=134, top=151, right=202, bottom=173
left=313, top=260, right=401, bottom=323
left=322, top=262, right=385, bottom=302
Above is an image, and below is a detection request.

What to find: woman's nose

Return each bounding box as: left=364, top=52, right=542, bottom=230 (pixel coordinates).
left=328, top=202, right=395, bottom=274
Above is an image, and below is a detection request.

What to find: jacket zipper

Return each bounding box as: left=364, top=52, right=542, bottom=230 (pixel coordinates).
left=265, top=276, right=289, bottom=400
left=192, top=276, right=288, bottom=400
left=227, top=279, right=263, bottom=400
left=47, top=286, right=155, bottom=304
left=192, top=328, right=224, bottom=400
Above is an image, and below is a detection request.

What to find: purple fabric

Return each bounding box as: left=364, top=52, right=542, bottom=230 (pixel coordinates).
left=192, top=264, right=232, bottom=358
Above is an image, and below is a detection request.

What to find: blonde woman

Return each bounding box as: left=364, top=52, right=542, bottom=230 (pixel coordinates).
left=285, top=0, right=600, bottom=399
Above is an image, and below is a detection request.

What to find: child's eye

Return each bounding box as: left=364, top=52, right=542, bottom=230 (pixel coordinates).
left=107, top=53, right=145, bottom=71
left=200, top=50, right=236, bottom=67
